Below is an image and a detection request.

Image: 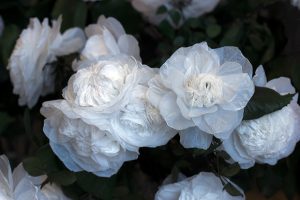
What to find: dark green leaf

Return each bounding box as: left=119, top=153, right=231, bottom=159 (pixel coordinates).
left=220, top=163, right=240, bottom=177
left=52, top=0, right=87, bottom=31
left=0, top=112, right=14, bottom=134
left=223, top=182, right=243, bottom=197
left=48, top=170, right=76, bottom=186
left=243, top=87, right=293, bottom=120
left=0, top=24, right=20, bottom=66
left=216, top=150, right=231, bottom=160
left=169, top=9, right=181, bottom=25
left=23, top=157, right=45, bottom=176
left=158, top=20, right=175, bottom=39
left=76, top=172, right=116, bottom=199
left=220, top=22, right=243, bottom=46
left=206, top=24, right=221, bottom=38
left=156, top=5, right=167, bottom=14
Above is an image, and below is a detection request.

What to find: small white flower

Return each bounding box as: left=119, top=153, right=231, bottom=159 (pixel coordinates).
left=155, top=172, right=245, bottom=200
left=222, top=66, right=300, bottom=169
left=41, top=55, right=142, bottom=177
left=0, top=16, right=4, bottom=37
left=130, top=0, right=220, bottom=26
left=147, top=42, right=254, bottom=149
left=8, top=17, right=86, bottom=108
left=0, top=155, right=70, bottom=200
left=75, top=15, right=140, bottom=71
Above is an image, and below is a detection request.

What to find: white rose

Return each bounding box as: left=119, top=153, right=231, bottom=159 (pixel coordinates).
left=76, top=15, right=140, bottom=70
left=222, top=66, right=300, bottom=169
left=41, top=55, right=144, bottom=177
left=109, top=67, right=177, bottom=151
left=155, top=172, right=245, bottom=200
left=7, top=17, right=86, bottom=108
left=0, top=155, right=70, bottom=200
left=147, top=42, right=254, bottom=150
left=130, top=0, right=220, bottom=26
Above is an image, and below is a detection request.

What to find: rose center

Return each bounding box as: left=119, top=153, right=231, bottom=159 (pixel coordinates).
left=184, top=74, right=223, bottom=107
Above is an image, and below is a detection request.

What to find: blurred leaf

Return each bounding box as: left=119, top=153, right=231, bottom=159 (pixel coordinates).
left=220, top=22, right=243, bottom=46
left=158, top=20, right=175, bottom=39
left=216, top=151, right=231, bottom=160
left=0, top=24, right=20, bottom=66
left=173, top=36, right=185, bottom=47
left=156, top=5, right=167, bottom=14
left=52, top=0, right=87, bottom=31
left=243, top=87, right=293, bottom=120
left=220, top=163, right=240, bottom=177
left=48, top=170, right=76, bottom=186
left=206, top=24, right=221, bottom=38
left=76, top=172, right=116, bottom=199
left=0, top=112, right=14, bottom=134
left=223, top=182, right=243, bottom=197
left=169, top=9, right=181, bottom=26
left=23, top=157, right=45, bottom=176
left=23, top=109, right=31, bottom=135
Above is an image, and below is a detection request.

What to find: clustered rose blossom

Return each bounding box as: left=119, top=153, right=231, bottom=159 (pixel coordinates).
left=74, top=15, right=140, bottom=71
left=0, top=155, right=70, bottom=200
left=147, top=42, right=254, bottom=150
left=7, top=16, right=86, bottom=108
left=155, top=172, right=245, bottom=200
left=41, top=55, right=176, bottom=177
left=222, top=66, right=300, bottom=169
left=130, top=0, right=220, bottom=26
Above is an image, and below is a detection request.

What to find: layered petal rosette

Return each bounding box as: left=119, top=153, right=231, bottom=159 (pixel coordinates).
left=155, top=172, right=245, bottom=200
left=76, top=15, right=140, bottom=70
left=147, top=42, right=254, bottom=149
left=0, top=155, right=70, bottom=200
left=8, top=17, right=85, bottom=108
left=130, top=0, right=220, bottom=26
left=222, top=66, right=300, bottom=169
left=41, top=55, right=140, bottom=177
left=109, top=67, right=177, bottom=151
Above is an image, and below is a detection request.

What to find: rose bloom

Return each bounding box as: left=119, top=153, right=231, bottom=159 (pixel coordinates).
left=75, top=15, right=140, bottom=71
left=222, top=66, right=300, bottom=169
left=41, top=56, right=140, bottom=177
left=147, top=42, right=254, bottom=150
left=130, top=0, right=220, bottom=26
left=0, top=155, right=70, bottom=200
left=155, top=172, right=245, bottom=200
left=7, top=16, right=85, bottom=108
left=108, top=67, right=177, bottom=152
left=41, top=55, right=175, bottom=177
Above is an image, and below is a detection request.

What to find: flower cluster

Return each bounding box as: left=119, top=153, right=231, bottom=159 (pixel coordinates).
left=5, top=9, right=300, bottom=199
left=0, top=155, right=70, bottom=200
left=41, top=55, right=176, bottom=177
